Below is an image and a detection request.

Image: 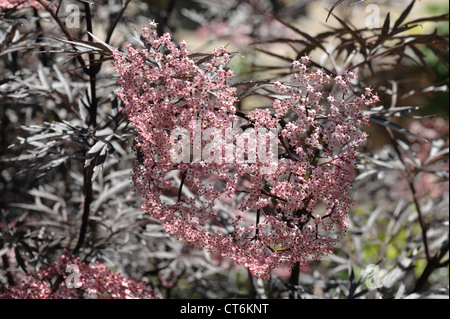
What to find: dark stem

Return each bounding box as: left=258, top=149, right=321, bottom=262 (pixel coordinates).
left=84, top=3, right=99, bottom=128
left=105, top=0, right=132, bottom=44
left=73, top=160, right=96, bottom=254
left=413, top=239, right=449, bottom=292
left=72, top=4, right=102, bottom=255
left=178, top=170, right=186, bottom=202
left=288, top=261, right=301, bottom=299
left=255, top=209, right=261, bottom=236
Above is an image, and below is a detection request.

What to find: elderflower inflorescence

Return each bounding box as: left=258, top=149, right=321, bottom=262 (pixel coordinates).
left=112, top=21, right=379, bottom=278
left=0, top=253, right=157, bottom=299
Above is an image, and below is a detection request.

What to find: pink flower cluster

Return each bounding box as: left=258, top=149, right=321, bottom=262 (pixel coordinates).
left=112, top=22, right=379, bottom=278
left=0, top=0, right=43, bottom=11
left=0, top=253, right=157, bottom=299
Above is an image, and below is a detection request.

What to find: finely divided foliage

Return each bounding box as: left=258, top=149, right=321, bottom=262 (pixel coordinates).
left=0, top=0, right=448, bottom=299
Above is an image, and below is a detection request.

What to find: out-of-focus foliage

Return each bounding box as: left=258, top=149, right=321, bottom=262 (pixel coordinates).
left=1, top=0, right=448, bottom=299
